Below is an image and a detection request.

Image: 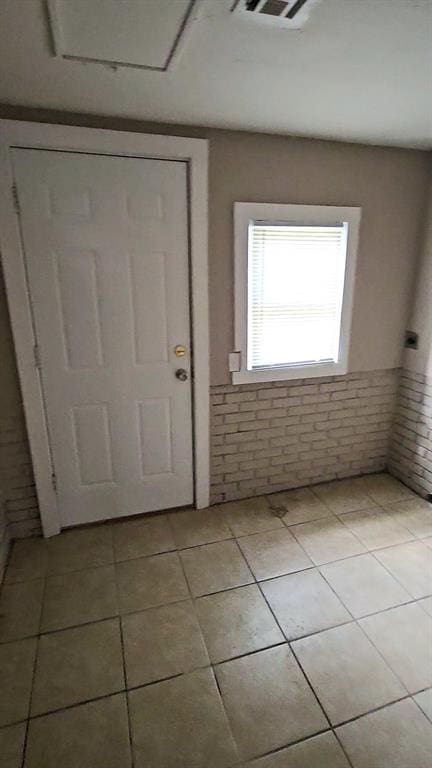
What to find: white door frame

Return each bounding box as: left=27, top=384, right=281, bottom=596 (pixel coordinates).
left=0, top=119, right=210, bottom=537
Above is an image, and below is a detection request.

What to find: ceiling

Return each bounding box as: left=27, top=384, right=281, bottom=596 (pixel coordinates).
left=0, top=0, right=431, bottom=148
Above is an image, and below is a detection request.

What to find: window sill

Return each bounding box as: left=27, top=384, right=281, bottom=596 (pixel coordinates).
left=231, top=360, right=348, bottom=385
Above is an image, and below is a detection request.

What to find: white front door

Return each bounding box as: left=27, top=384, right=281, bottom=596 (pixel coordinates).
left=12, top=148, right=194, bottom=527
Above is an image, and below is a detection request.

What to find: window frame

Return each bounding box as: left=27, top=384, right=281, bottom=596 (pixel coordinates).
left=233, top=202, right=362, bottom=385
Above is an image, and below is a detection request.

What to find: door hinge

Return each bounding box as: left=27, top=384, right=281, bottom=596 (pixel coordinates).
left=228, top=351, right=241, bottom=373
left=34, top=344, right=41, bottom=369
left=51, top=473, right=57, bottom=493
left=12, top=183, right=20, bottom=215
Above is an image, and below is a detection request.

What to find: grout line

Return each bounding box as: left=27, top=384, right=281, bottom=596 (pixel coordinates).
left=172, top=518, right=241, bottom=760
left=235, top=725, right=333, bottom=765
left=368, top=544, right=424, bottom=601
left=287, top=528, right=425, bottom=567
left=286, top=576, right=420, bottom=723
left=2, top=523, right=420, bottom=591
left=287, top=634, right=333, bottom=724
left=278, top=515, right=422, bottom=722
left=118, top=624, right=134, bottom=768
left=20, top=570, right=48, bottom=768
left=1, top=574, right=430, bottom=647
left=0, top=535, right=17, bottom=590
left=352, top=613, right=416, bottom=698
left=173, top=533, right=198, bottom=605
left=2, top=480, right=430, bottom=765
left=332, top=692, right=417, bottom=730
left=2, top=505, right=427, bottom=595
left=20, top=690, right=130, bottom=723
left=332, top=727, right=356, bottom=768
left=335, top=509, right=417, bottom=547
left=211, top=640, right=287, bottom=668
left=2, top=649, right=428, bottom=731
left=1, top=579, right=430, bottom=647
left=254, top=514, right=362, bottom=638
left=211, top=665, right=225, bottom=700
left=241, top=507, right=429, bottom=743
left=292, top=508, right=372, bottom=558
left=316, top=576, right=425, bottom=624
left=411, top=689, right=432, bottom=723
left=280, top=510, right=336, bottom=528
left=126, top=664, right=212, bottom=693
left=233, top=529, right=334, bottom=732
left=0, top=654, right=428, bottom=752
left=113, top=562, right=134, bottom=768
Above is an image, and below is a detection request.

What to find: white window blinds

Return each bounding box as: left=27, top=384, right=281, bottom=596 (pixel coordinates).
left=247, top=222, right=348, bottom=370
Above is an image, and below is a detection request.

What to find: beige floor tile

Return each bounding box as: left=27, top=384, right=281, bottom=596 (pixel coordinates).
left=0, top=578, right=44, bottom=641
left=5, top=537, right=48, bottom=583
left=384, top=497, right=432, bottom=539
left=292, top=623, right=405, bottom=725
left=357, top=472, right=416, bottom=505
left=320, top=554, right=411, bottom=618
left=25, top=694, right=131, bottom=768
left=238, top=528, right=312, bottom=581
left=180, top=540, right=253, bottom=597
left=360, top=603, right=432, bottom=693
left=246, top=731, right=350, bottom=768
left=339, top=507, right=414, bottom=550
left=418, top=596, right=432, bottom=616
left=47, top=525, right=113, bottom=575
left=291, top=517, right=366, bottom=565
left=260, top=569, right=351, bottom=640
left=128, top=667, right=238, bottom=768
left=215, top=645, right=327, bottom=760
left=31, top=619, right=124, bottom=715
left=0, top=723, right=26, bottom=768
left=374, top=541, right=432, bottom=599
left=0, top=638, right=36, bottom=726
left=196, top=584, right=283, bottom=663
left=312, top=478, right=374, bottom=514
left=222, top=496, right=284, bottom=537
left=116, top=552, right=188, bottom=613
left=122, top=600, right=209, bottom=687
left=113, top=514, right=175, bottom=561
left=41, top=565, right=118, bottom=632
left=414, top=689, right=432, bottom=721
left=269, top=487, right=332, bottom=526
left=336, top=698, right=432, bottom=768
left=168, top=507, right=232, bottom=549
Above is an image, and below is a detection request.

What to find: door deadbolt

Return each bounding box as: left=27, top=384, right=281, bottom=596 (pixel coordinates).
left=175, top=368, right=188, bottom=381
left=174, top=345, right=186, bottom=358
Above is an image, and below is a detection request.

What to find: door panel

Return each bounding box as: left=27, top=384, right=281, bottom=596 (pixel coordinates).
left=12, top=149, right=193, bottom=526
left=72, top=404, right=114, bottom=485
left=129, top=250, right=169, bottom=364
left=138, top=398, right=173, bottom=476
left=55, top=248, right=105, bottom=369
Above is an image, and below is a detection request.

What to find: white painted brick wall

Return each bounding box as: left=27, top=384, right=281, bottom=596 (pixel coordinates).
left=210, top=369, right=399, bottom=503
left=0, top=498, right=11, bottom=582
left=388, top=368, right=432, bottom=498
left=0, top=415, right=41, bottom=540
left=3, top=365, right=425, bottom=540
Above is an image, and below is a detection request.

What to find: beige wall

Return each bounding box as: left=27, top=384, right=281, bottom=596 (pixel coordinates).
left=208, top=132, right=429, bottom=382
left=0, top=105, right=430, bottom=390
left=405, top=170, right=432, bottom=377
left=0, top=267, right=24, bottom=424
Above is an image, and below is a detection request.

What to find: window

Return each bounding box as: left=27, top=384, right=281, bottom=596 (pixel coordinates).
left=233, top=203, right=361, bottom=383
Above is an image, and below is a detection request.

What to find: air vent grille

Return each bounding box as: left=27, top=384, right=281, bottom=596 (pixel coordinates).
left=233, top=0, right=320, bottom=28
left=260, top=1, right=291, bottom=16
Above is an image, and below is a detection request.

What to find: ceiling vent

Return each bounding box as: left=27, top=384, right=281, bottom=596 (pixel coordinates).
left=232, top=0, right=320, bottom=29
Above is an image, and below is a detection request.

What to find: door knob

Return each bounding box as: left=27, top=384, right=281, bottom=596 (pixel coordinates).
left=175, top=368, right=188, bottom=381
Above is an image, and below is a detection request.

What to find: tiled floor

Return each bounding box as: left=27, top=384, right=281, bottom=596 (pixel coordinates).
left=1, top=472, right=432, bottom=768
